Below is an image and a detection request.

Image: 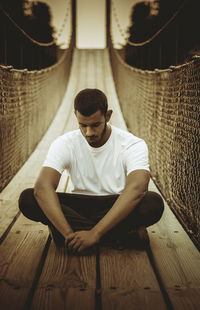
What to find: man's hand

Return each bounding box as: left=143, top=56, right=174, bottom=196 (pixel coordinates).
left=66, top=230, right=100, bottom=253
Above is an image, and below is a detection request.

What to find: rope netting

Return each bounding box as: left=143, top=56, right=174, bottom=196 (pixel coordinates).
left=108, top=32, right=200, bottom=248
left=0, top=0, right=75, bottom=191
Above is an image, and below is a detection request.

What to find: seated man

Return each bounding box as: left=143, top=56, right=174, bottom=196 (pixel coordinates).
left=19, top=88, right=164, bottom=253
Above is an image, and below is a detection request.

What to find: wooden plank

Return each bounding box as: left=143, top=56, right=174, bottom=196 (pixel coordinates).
left=30, top=243, right=96, bottom=310
left=31, top=287, right=95, bottom=310
left=0, top=200, right=20, bottom=241
left=0, top=215, right=49, bottom=310
left=148, top=180, right=200, bottom=310
left=96, top=49, right=106, bottom=92
left=32, top=287, right=95, bottom=310
left=102, top=49, right=127, bottom=130
left=100, top=247, right=168, bottom=310
left=86, top=49, right=96, bottom=87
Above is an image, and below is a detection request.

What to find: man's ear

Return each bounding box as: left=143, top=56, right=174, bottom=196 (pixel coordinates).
left=106, top=109, right=113, bottom=122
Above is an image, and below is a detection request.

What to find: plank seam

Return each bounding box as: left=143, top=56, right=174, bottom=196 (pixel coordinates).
left=146, top=246, right=175, bottom=310
left=0, top=210, right=21, bottom=245
left=23, top=236, right=52, bottom=310
left=95, top=245, right=102, bottom=310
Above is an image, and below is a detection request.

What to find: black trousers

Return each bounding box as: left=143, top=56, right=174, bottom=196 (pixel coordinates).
left=18, top=188, right=164, bottom=239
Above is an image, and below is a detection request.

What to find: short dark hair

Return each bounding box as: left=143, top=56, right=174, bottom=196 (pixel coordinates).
left=74, top=88, right=108, bottom=116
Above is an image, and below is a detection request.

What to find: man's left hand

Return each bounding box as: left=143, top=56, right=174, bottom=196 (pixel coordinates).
left=66, top=230, right=99, bottom=253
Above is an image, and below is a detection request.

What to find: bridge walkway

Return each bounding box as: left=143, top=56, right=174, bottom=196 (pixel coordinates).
left=0, top=49, right=199, bottom=310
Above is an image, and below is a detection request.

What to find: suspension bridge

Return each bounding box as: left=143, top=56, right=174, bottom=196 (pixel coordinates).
left=0, top=1, right=200, bottom=309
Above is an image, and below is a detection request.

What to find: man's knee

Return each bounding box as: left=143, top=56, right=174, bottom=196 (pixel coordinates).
left=147, top=191, right=164, bottom=222
left=18, top=188, right=34, bottom=214
left=136, top=191, right=164, bottom=226
left=18, top=187, right=49, bottom=224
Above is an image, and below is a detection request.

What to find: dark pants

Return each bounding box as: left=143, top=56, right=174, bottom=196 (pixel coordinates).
left=18, top=188, right=164, bottom=240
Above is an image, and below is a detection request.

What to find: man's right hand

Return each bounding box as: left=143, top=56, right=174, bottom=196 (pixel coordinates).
left=65, top=230, right=100, bottom=253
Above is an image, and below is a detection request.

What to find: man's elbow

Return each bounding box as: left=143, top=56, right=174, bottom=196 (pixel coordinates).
left=34, top=181, right=54, bottom=199
left=139, top=187, right=148, bottom=200
left=127, top=183, right=149, bottom=202
left=34, top=182, right=43, bottom=199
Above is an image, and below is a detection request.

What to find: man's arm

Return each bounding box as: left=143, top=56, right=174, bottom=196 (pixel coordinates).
left=68, top=169, right=150, bottom=252
left=34, top=167, right=73, bottom=239
left=92, top=169, right=150, bottom=237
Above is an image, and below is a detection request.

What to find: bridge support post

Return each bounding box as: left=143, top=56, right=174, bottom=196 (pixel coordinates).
left=72, top=0, right=76, bottom=46
left=106, top=0, right=110, bottom=47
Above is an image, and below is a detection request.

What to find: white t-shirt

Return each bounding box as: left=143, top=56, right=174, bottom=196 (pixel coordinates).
left=43, top=125, right=149, bottom=195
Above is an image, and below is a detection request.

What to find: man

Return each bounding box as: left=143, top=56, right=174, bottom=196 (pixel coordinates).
left=19, top=88, right=164, bottom=253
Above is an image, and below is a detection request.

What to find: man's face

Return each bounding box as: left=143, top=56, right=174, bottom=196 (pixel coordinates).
left=75, top=110, right=111, bottom=147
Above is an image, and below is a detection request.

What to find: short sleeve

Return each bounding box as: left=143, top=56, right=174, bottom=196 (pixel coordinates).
left=123, top=139, right=150, bottom=175
left=42, top=137, right=71, bottom=174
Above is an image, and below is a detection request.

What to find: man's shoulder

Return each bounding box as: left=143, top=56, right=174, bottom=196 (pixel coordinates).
left=55, top=129, right=81, bottom=143
left=112, top=125, right=143, bottom=144
left=49, top=130, right=81, bottom=151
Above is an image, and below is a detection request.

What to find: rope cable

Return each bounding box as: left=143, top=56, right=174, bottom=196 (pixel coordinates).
left=0, top=0, right=72, bottom=47
left=54, top=0, right=70, bottom=41
left=111, top=0, right=128, bottom=40
left=0, top=4, right=55, bottom=46
left=111, top=0, right=188, bottom=47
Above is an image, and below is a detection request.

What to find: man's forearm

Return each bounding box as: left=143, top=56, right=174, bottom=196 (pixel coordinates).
left=91, top=185, right=147, bottom=240
left=34, top=185, right=73, bottom=239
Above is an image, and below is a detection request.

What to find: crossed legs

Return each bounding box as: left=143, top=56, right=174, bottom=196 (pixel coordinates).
left=18, top=188, right=164, bottom=244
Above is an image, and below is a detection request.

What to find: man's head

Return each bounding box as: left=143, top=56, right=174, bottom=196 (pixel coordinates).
left=74, top=88, right=112, bottom=147
left=74, top=88, right=108, bottom=116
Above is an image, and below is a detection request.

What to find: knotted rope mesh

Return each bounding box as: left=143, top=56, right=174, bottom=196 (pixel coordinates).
left=0, top=29, right=74, bottom=192
left=109, top=35, right=200, bottom=247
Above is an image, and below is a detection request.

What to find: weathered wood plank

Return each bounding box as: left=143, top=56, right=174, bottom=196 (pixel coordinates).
left=30, top=243, right=96, bottom=310
left=102, top=49, right=127, bottom=130
left=101, top=288, right=164, bottom=310
left=32, top=287, right=95, bottom=310
left=0, top=215, right=49, bottom=310
left=0, top=200, right=20, bottom=241
left=96, top=49, right=106, bottom=92
left=100, top=247, right=167, bottom=310
left=148, top=180, right=200, bottom=310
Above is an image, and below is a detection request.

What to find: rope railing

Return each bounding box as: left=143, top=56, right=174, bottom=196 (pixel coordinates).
left=0, top=1, right=72, bottom=69
left=111, top=0, right=128, bottom=43
left=0, top=0, right=75, bottom=192
left=0, top=5, right=55, bottom=47
left=108, top=6, right=200, bottom=249
left=111, top=0, right=188, bottom=47
left=54, top=0, right=70, bottom=42
left=111, top=0, right=198, bottom=70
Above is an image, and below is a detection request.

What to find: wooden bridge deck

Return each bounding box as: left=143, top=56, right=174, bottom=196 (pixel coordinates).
left=0, top=49, right=200, bottom=310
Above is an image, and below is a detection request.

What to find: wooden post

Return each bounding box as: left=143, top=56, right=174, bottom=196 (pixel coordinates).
left=3, top=13, right=7, bottom=65
left=106, top=0, right=110, bottom=47
left=175, top=21, right=179, bottom=65
left=71, top=0, right=76, bottom=47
